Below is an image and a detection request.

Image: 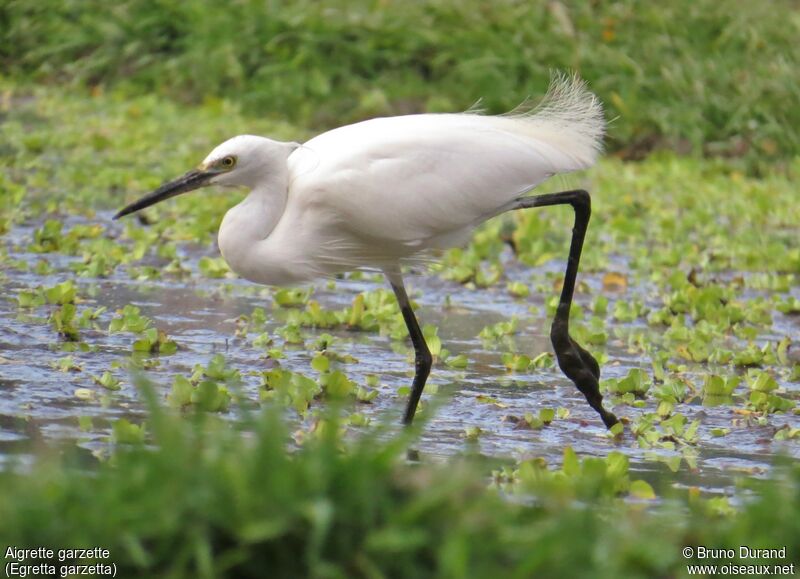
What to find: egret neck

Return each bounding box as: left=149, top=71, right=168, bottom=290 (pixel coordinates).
left=218, top=142, right=295, bottom=285
left=113, top=74, right=618, bottom=429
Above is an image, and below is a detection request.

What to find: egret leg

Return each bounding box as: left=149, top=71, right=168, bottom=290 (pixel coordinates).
left=510, top=189, right=619, bottom=428
left=386, top=271, right=432, bottom=425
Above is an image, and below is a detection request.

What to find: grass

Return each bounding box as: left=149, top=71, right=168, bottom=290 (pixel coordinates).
left=2, top=0, right=799, bottom=164
left=1, top=3, right=799, bottom=572
left=0, top=384, right=798, bottom=579
left=1, top=85, right=798, bottom=448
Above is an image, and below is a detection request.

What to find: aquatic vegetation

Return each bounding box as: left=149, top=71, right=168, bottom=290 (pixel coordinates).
left=109, top=305, right=152, bottom=334
left=522, top=407, right=556, bottom=430
left=0, top=76, right=797, bottom=523
left=1, top=393, right=798, bottom=578
left=92, top=371, right=121, bottom=391
left=0, top=2, right=798, bottom=571
left=260, top=368, right=322, bottom=415
left=167, top=355, right=240, bottom=412
left=478, top=317, right=519, bottom=342
left=198, top=256, right=231, bottom=279
left=702, top=374, right=741, bottom=398
left=602, top=368, right=652, bottom=400
left=108, top=305, right=178, bottom=354
left=110, top=418, right=146, bottom=444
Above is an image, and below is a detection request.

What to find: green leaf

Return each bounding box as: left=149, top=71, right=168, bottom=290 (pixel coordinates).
left=111, top=419, right=145, bottom=444
left=748, top=371, right=778, bottom=392
left=629, top=480, right=656, bottom=500
left=168, top=376, right=194, bottom=408
left=703, top=375, right=740, bottom=397
left=562, top=447, right=579, bottom=476
left=444, top=354, right=469, bottom=369
left=321, top=370, right=355, bottom=398
left=609, top=422, right=625, bottom=437
left=94, top=371, right=121, bottom=391
left=273, top=288, right=312, bottom=307
left=311, top=354, right=330, bottom=373
left=192, top=380, right=231, bottom=412
left=507, top=281, right=529, bottom=298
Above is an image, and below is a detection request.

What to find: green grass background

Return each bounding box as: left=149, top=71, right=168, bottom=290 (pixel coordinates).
left=1, top=1, right=799, bottom=577
left=3, top=0, right=799, bottom=163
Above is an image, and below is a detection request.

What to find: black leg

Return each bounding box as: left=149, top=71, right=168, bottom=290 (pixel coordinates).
left=510, top=189, right=618, bottom=428
left=386, top=272, right=432, bottom=425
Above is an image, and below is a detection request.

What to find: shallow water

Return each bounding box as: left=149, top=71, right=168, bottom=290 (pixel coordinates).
left=1, top=212, right=798, bottom=495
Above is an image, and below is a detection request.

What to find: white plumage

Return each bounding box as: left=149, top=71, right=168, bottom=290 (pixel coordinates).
left=211, top=73, right=604, bottom=285
left=114, top=72, right=618, bottom=430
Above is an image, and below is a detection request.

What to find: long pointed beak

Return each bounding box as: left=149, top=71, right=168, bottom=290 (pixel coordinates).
left=113, top=169, right=215, bottom=220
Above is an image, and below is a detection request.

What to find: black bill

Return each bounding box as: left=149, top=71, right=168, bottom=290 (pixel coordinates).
left=113, top=169, right=214, bottom=220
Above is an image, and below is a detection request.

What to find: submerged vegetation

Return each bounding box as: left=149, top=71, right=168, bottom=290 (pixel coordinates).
left=1, top=0, right=798, bottom=575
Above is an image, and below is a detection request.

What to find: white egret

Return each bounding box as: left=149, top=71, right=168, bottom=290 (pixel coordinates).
left=114, top=74, right=618, bottom=429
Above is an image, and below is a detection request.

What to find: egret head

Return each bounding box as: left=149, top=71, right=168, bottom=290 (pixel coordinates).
left=113, top=135, right=298, bottom=220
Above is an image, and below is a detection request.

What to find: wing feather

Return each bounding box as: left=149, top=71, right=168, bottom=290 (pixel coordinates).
left=286, top=74, right=604, bottom=252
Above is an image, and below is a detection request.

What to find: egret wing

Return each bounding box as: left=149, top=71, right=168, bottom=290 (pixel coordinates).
left=288, top=77, right=602, bottom=250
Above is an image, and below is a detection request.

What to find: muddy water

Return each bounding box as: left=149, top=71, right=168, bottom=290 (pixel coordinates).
left=1, top=213, right=798, bottom=494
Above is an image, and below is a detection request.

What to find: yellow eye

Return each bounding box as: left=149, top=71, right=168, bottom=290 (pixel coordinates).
left=220, top=156, right=236, bottom=169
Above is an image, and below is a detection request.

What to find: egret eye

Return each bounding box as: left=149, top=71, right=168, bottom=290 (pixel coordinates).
left=220, top=156, right=236, bottom=169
